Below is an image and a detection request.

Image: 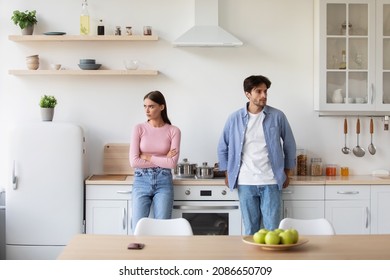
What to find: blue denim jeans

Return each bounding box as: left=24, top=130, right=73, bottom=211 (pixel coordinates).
left=131, top=167, right=174, bottom=230
left=238, top=184, right=281, bottom=235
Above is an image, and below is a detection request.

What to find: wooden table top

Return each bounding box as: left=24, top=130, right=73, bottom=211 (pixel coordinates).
left=58, top=234, right=390, bottom=260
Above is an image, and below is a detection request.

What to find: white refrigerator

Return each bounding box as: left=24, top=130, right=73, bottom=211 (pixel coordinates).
left=6, top=122, right=86, bottom=260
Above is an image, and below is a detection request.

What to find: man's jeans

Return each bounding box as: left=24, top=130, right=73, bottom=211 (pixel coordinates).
left=238, top=184, right=281, bottom=235
left=131, top=167, right=174, bottom=230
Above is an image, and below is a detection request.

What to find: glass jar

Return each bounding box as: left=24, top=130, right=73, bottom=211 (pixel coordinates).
left=310, top=158, right=323, bottom=176
left=340, top=167, right=349, bottom=176
left=296, top=149, right=307, bottom=176
left=326, top=164, right=337, bottom=176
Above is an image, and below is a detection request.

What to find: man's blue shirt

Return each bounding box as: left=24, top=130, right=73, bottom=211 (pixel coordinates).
left=217, top=103, right=296, bottom=191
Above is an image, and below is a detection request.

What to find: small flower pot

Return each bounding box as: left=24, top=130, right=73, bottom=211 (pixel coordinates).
left=21, top=25, right=34, bottom=35
left=40, top=108, right=54, bottom=121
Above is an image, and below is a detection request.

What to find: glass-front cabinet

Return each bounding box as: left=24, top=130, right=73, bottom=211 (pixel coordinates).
left=315, top=0, right=390, bottom=114
left=378, top=0, right=390, bottom=110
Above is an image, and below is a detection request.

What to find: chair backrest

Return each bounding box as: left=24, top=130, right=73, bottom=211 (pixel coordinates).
left=133, top=218, right=194, bottom=236
left=279, top=218, right=336, bottom=235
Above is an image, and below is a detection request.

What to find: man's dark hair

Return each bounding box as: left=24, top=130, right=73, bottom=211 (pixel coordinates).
left=243, top=75, right=272, bottom=93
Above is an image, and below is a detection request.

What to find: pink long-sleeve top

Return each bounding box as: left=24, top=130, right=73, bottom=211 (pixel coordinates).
left=129, top=122, right=181, bottom=169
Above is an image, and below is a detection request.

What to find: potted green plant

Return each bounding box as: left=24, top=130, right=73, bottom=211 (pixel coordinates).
left=11, top=10, right=38, bottom=35
left=39, top=95, right=57, bottom=121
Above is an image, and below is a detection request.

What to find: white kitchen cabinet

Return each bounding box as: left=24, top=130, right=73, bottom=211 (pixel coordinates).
left=370, top=185, right=390, bottom=234
left=325, top=185, right=370, bottom=234
left=282, top=185, right=325, bottom=219
left=314, top=0, right=390, bottom=114
left=85, top=184, right=133, bottom=235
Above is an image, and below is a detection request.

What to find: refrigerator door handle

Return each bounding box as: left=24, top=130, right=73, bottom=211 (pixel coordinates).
left=12, top=160, right=18, bottom=190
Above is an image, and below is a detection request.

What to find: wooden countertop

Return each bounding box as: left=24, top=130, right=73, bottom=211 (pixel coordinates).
left=85, top=175, right=390, bottom=185
left=58, top=234, right=390, bottom=260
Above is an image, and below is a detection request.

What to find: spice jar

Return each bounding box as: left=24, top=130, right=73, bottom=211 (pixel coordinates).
left=296, top=149, right=307, bottom=176
left=340, top=167, right=349, bottom=176
left=310, top=158, right=323, bottom=176
left=326, top=164, right=337, bottom=176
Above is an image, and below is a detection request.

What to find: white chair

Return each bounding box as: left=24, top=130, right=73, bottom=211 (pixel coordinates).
left=133, top=217, right=193, bottom=236
left=279, top=218, right=336, bottom=235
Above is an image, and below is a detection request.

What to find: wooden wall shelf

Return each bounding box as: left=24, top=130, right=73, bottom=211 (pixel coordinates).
left=8, top=70, right=159, bottom=76
left=8, top=35, right=159, bottom=42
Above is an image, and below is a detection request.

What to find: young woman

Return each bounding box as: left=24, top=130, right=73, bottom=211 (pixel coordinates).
left=129, top=90, right=181, bottom=231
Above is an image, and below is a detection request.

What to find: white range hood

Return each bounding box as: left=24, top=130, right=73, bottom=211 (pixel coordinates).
left=173, top=0, right=243, bottom=47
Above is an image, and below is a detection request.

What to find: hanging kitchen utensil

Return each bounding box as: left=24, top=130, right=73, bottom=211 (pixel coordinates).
left=353, top=117, right=365, bottom=157
left=342, top=118, right=350, bottom=154
left=368, top=117, right=376, bottom=155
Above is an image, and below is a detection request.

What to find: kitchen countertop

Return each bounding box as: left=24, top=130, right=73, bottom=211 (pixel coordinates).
left=85, top=174, right=390, bottom=185
left=58, top=234, right=390, bottom=260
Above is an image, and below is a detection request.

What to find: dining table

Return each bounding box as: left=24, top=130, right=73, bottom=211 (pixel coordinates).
left=57, top=234, right=390, bottom=260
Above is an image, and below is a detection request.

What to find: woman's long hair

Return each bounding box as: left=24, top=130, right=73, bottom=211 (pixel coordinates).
left=144, top=90, right=172, bottom=125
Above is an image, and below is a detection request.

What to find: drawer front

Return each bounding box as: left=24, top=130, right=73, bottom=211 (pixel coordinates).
left=282, top=185, right=325, bottom=200
left=86, top=184, right=132, bottom=200
left=325, top=185, right=370, bottom=200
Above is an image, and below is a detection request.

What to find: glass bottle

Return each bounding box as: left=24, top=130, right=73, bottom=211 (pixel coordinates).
left=339, top=50, right=347, bottom=69
left=97, top=19, right=105, bottom=35
left=80, top=0, right=90, bottom=35
left=310, top=158, right=323, bottom=176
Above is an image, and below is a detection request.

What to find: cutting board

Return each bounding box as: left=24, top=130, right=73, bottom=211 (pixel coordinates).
left=103, top=143, right=134, bottom=175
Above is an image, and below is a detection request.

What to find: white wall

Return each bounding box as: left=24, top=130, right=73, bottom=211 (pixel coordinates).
left=1, top=0, right=390, bottom=188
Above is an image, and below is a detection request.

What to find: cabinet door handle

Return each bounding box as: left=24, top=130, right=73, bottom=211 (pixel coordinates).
left=336, top=191, right=359, bottom=195
left=12, top=160, right=18, bottom=190
left=370, top=83, right=375, bottom=104
left=365, top=207, right=369, bottom=229
left=173, top=205, right=238, bottom=210
left=284, top=207, right=288, bottom=218
left=117, top=191, right=132, bottom=195
left=122, top=208, right=126, bottom=230
left=282, top=190, right=293, bottom=194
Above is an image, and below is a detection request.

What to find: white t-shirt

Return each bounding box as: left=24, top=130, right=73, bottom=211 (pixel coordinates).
left=237, top=111, right=277, bottom=185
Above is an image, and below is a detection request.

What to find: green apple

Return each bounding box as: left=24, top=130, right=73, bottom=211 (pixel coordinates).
left=279, top=230, right=294, bottom=244
left=264, top=231, right=280, bottom=245
left=258, top=228, right=269, bottom=234
left=253, top=232, right=267, bottom=244
left=286, top=228, right=299, bottom=243
left=273, top=228, right=284, bottom=235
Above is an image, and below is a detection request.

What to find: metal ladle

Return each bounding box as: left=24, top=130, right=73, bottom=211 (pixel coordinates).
left=342, top=118, right=350, bottom=154
left=353, top=117, right=365, bottom=157
left=368, top=117, right=376, bottom=155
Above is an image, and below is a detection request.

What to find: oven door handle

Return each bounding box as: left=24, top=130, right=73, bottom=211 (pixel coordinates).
left=173, top=205, right=239, bottom=210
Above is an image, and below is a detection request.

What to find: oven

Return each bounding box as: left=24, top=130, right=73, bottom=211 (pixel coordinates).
left=172, top=185, right=242, bottom=235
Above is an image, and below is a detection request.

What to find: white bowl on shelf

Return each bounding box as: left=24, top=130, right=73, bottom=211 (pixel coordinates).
left=355, top=97, right=365, bottom=103
left=50, top=64, right=61, bottom=70
left=124, top=60, right=139, bottom=70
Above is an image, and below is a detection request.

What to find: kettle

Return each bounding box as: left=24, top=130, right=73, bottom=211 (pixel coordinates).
left=332, top=89, right=343, bottom=103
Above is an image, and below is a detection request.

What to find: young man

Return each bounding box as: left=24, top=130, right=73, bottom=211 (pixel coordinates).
left=217, top=75, right=296, bottom=235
